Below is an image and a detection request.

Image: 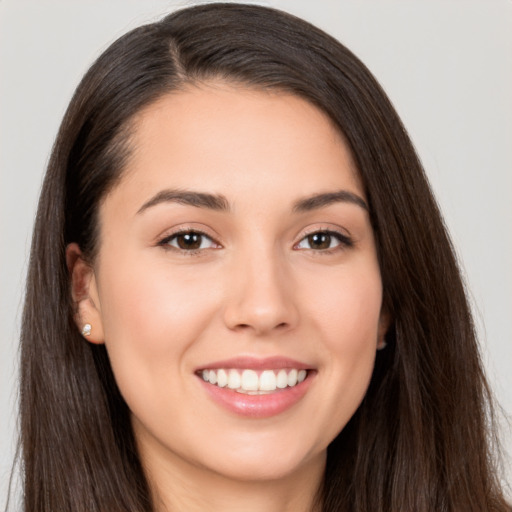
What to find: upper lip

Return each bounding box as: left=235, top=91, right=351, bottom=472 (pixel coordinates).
left=196, top=356, right=313, bottom=371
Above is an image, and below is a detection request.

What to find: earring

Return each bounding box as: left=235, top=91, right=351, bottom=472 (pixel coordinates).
left=377, top=340, right=387, bottom=351
left=81, top=323, right=92, bottom=336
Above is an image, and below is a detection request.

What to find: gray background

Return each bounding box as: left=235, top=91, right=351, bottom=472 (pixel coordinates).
left=1, top=0, right=511, bottom=503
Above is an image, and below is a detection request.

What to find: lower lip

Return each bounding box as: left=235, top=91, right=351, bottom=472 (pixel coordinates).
left=198, top=373, right=315, bottom=418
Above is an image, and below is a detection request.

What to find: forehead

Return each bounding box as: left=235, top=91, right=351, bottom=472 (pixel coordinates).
left=107, top=83, right=364, bottom=212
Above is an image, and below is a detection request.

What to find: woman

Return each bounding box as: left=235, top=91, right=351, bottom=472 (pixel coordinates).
left=12, top=3, right=509, bottom=511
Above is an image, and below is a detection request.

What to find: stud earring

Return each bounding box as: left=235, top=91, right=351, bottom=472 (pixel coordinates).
left=81, top=323, right=92, bottom=336
left=377, top=340, right=387, bottom=351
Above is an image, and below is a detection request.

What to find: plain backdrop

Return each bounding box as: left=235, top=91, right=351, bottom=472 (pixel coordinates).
left=1, top=0, right=511, bottom=504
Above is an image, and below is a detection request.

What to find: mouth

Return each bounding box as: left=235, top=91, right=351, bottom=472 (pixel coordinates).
left=197, top=368, right=309, bottom=395
left=195, top=357, right=316, bottom=418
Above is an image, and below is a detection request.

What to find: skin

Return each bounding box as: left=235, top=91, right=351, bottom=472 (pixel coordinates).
left=68, top=83, right=388, bottom=512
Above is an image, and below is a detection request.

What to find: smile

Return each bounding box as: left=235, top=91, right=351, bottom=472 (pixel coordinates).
left=200, top=368, right=308, bottom=394
left=195, top=357, right=315, bottom=418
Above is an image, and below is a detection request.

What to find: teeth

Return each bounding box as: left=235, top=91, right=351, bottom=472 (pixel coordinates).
left=217, top=369, right=228, bottom=387
left=259, top=370, right=277, bottom=391
left=241, top=369, right=259, bottom=391
left=276, top=369, right=288, bottom=389
left=287, top=369, right=298, bottom=386
left=200, top=368, right=309, bottom=393
left=227, top=369, right=241, bottom=389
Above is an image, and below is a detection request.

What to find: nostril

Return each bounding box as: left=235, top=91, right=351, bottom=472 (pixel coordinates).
left=222, top=287, right=299, bottom=334
left=230, top=321, right=290, bottom=334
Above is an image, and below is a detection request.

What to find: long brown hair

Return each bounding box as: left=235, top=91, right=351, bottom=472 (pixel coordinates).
left=14, top=3, right=509, bottom=511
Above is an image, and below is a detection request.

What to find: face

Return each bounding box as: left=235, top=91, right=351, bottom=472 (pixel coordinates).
left=74, top=84, right=387, bottom=486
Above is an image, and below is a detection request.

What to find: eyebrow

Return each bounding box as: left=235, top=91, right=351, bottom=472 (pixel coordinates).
left=137, top=189, right=230, bottom=214
left=292, top=190, right=368, bottom=212
left=137, top=188, right=368, bottom=215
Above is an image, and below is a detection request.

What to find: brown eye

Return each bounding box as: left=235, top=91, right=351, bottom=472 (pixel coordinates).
left=176, top=233, right=202, bottom=250
left=307, top=232, right=332, bottom=250
left=162, top=231, right=217, bottom=251
left=296, top=230, right=352, bottom=251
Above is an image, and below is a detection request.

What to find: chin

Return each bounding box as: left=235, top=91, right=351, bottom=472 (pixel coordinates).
left=200, top=441, right=325, bottom=484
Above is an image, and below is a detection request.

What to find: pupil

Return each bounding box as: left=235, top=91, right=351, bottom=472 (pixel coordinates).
left=178, top=233, right=201, bottom=250
left=309, top=233, right=330, bottom=249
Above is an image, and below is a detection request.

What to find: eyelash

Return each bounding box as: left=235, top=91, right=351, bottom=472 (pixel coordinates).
left=157, top=228, right=353, bottom=255
left=294, top=229, right=354, bottom=253
left=158, top=228, right=219, bottom=255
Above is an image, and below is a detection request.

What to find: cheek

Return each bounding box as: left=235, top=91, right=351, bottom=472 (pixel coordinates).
left=302, top=265, right=382, bottom=432
left=95, top=256, right=220, bottom=398
left=307, top=263, right=383, bottom=349
left=100, top=254, right=217, bottom=335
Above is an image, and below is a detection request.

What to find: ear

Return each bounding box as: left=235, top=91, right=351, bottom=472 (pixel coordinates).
left=377, top=309, right=391, bottom=351
left=66, top=243, right=105, bottom=344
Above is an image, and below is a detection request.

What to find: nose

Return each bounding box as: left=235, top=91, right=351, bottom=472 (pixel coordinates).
left=222, top=247, right=299, bottom=336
